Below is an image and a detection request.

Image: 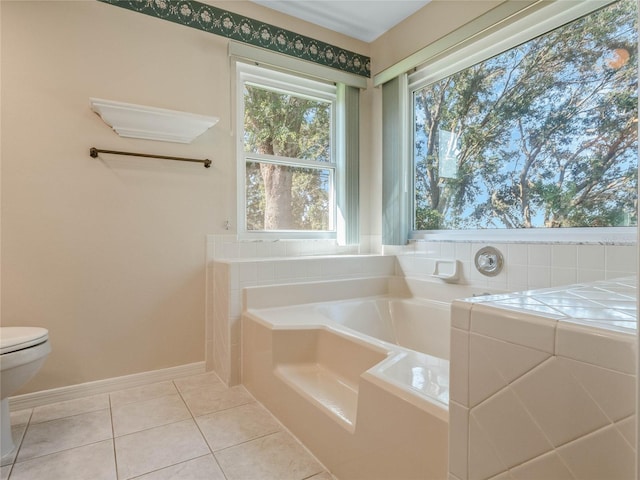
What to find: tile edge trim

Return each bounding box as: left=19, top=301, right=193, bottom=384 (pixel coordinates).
left=9, top=362, right=206, bottom=410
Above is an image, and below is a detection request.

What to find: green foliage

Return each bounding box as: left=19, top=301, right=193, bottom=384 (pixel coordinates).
left=245, top=162, right=265, bottom=230
left=414, top=0, right=638, bottom=230
left=415, top=205, right=444, bottom=230
left=244, top=85, right=330, bottom=160
left=244, top=85, right=332, bottom=231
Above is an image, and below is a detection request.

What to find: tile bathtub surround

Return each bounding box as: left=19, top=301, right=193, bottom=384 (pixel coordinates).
left=206, top=234, right=363, bottom=262
left=393, top=241, right=637, bottom=292
left=1, top=372, right=330, bottom=480
left=208, top=254, right=397, bottom=385
left=206, top=234, right=636, bottom=386
left=449, top=277, right=637, bottom=480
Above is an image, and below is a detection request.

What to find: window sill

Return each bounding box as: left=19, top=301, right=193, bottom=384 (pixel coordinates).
left=410, top=227, right=637, bottom=245
left=238, top=231, right=337, bottom=242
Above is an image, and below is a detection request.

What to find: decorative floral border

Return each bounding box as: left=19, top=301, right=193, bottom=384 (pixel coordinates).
left=98, top=0, right=371, bottom=78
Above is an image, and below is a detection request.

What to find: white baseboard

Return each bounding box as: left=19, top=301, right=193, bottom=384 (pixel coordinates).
left=9, top=362, right=207, bottom=411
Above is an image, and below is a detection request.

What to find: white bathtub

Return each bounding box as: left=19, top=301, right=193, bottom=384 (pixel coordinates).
left=315, top=297, right=451, bottom=360
left=241, top=277, right=487, bottom=479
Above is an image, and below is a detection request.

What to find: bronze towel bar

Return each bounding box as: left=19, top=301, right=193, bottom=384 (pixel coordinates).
left=89, top=147, right=211, bottom=168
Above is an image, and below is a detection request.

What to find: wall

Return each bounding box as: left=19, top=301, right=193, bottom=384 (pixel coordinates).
left=0, top=0, right=369, bottom=394
left=369, top=0, right=502, bottom=76
left=389, top=241, right=638, bottom=292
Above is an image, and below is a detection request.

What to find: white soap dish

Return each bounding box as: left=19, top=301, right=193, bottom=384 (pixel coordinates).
left=432, top=259, right=460, bottom=283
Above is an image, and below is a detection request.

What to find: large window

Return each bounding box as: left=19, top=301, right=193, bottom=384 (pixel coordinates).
left=238, top=63, right=337, bottom=237
left=411, top=0, right=638, bottom=233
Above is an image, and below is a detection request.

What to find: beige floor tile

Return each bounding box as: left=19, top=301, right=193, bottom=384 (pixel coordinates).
left=110, top=381, right=177, bottom=407
left=181, top=385, right=253, bottom=417
left=132, top=454, right=225, bottom=480
left=31, top=393, right=110, bottom=424
left=215, top=431, right=324, bottom=480
left=10, top=440, right=116, bottom=480
left=1, top=424, right=27, bottom=466
left=0, top=464, right=10, bottom=480
left=173, top=372, right=224, bottom=394
left=3, top=375, right=326, bottom=480
left=307, top=472, right=334, bottom=480
left=115, top=419, right=209, bottom=480
left=112, top=393, right=191, bottom=437
left=196, top=402, right=281, bottom=451
left=10, top=409, right=32, bottom=427
left=17, top=409, right=112, bottom=462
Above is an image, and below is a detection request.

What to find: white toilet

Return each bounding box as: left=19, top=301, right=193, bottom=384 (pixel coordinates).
left=0, top=327, right=51, bottom=459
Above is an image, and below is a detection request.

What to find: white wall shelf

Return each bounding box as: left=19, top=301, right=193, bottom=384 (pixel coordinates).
left=90, top=98, right=219, bottom=144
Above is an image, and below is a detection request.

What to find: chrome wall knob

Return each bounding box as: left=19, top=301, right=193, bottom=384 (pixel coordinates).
left=474, top=246, right=504, bottom=277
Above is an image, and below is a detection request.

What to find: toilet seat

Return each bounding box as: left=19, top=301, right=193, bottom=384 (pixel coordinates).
left=1, top=327, right=49, bottom=355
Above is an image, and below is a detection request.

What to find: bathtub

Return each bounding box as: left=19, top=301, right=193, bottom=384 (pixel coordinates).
left=316, top=297, right=451, bottom=359
left=242, top=277, right=487, bottom=479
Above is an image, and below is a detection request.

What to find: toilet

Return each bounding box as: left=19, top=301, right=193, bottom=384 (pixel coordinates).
left=0, top=327, right=51, bottom=459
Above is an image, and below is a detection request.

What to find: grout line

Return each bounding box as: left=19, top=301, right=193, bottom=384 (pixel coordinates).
left=210, top=452, right=230, bottom=480
left=23, top=403, right=111, bottom=428
left=190, top=399, right=257, bottom=419
left=5, top=463, right=14, bottom=480
left=126, top=454, right=212, bottom=480
left=13, top=408, right=113, bottom=464
left=110, top=385, right=181, bottom=409
left=108, top=393, right=119, bottom=480
left=245, top=393, right=332, bottom=475
left=301, top=470, right=330, bottom=480
left=174, top=380, right=230, bottom=480
left=10, top=439, right=113, bottom=467
left=29, top=404, right=111, bottom=426
left=15, top=408, right=34, bottom=460
left=613, top=414, right=637, bottom=452
left=3, top=409, right=33, bottom=479
left=112, top=416, right=195, bottom=441
left=210, top=429, right=282, bottom=454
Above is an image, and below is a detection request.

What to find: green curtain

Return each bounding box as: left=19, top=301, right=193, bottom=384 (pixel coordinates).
left=382, top=75, right=410, bottom=245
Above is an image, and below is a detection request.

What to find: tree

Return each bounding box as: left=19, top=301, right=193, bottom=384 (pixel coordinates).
left=243, top=85, right=331, bottom=231
left=414, top=0, right=638, bottom=230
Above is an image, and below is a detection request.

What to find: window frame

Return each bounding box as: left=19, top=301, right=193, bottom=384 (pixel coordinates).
left=236, top=61, right=339, bottom=240
left=405, top=0, right=637, bottom=244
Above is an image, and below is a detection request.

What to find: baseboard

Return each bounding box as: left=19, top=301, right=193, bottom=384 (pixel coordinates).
left=9, top=362, right=207, bottom=411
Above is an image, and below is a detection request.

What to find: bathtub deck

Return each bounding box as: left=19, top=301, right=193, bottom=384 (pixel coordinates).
left=275, top=363, right=358, bottom=430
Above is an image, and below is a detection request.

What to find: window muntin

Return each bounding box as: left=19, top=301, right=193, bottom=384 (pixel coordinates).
left=412, top=0, right=638, bottom=232
left=238, top=64, right=337, bottom=236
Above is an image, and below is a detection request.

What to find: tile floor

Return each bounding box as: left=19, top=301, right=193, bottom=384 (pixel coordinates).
left=1, top=372, right=333, bottom=480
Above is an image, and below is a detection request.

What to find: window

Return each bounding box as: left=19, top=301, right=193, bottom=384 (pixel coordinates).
left=410, top=0, right=637, bottom=234
left=237, top=63, right=337, bottom=238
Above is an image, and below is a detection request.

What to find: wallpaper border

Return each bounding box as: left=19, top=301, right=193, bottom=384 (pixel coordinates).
left=98, top=0, right=371, bottom=78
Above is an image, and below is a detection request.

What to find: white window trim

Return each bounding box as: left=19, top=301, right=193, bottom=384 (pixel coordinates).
left=413, top=227, right=637, bottom=245
left=407, top=1, right=615, bottom=89
left=236, top=61, right=339, bottom=240
left=230, top=41, right=367, bottom=89
left=406, top=0, right=637, bottom=244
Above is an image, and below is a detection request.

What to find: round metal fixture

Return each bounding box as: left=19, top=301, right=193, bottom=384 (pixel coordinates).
left=474, top=246, right=504, bottom=277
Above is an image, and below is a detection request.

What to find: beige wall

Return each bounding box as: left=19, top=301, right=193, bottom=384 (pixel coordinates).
left=370, top=0, right=503, bottom=75
left=0, top=0, right=368, bottom=393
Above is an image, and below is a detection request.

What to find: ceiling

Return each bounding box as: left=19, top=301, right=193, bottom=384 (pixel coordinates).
left=249, top=0, right=432, bottom=43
